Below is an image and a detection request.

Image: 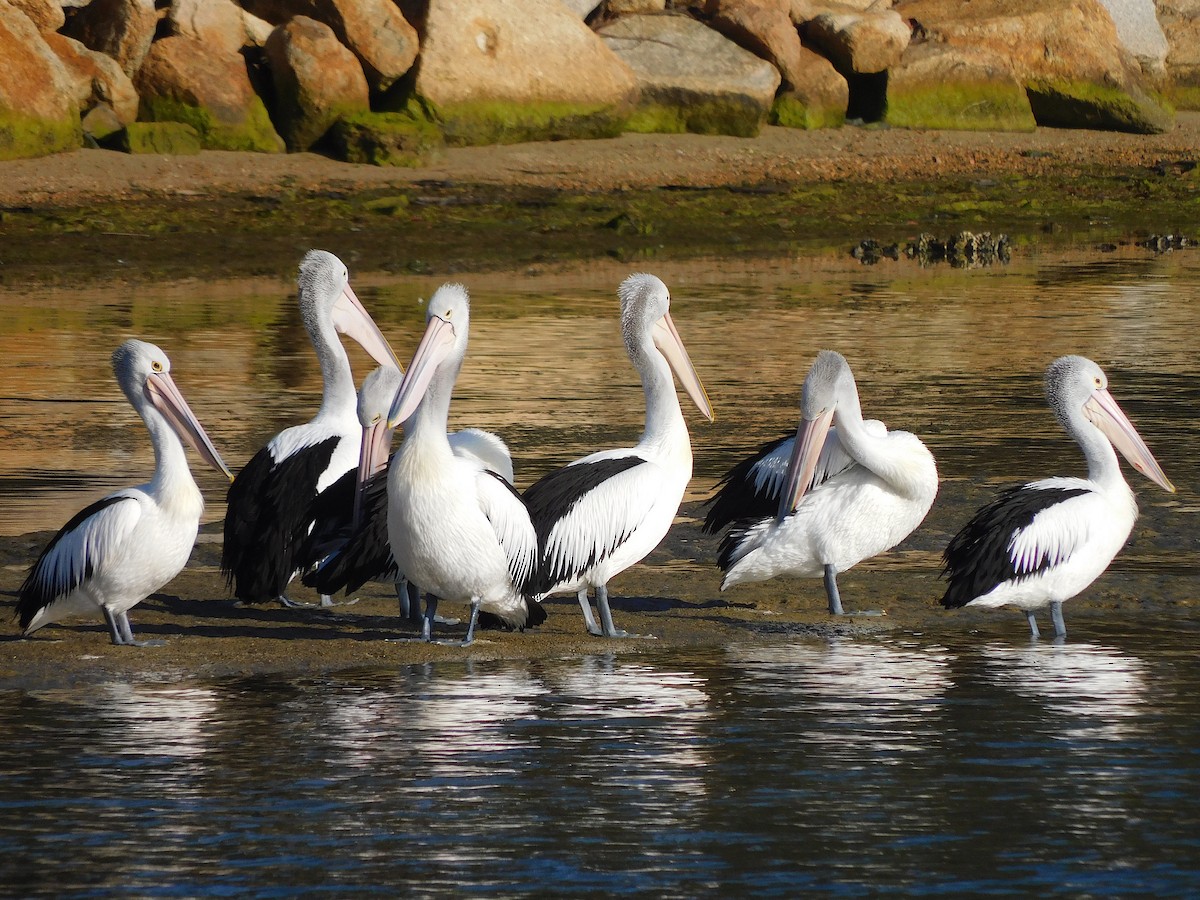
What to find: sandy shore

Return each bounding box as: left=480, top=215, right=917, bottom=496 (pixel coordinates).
left=1, top=114, right=1199, bottom=206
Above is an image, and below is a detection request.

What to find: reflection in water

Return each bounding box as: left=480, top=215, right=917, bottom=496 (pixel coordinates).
left=2, top=639, right=1200, bottom=893
left=978, top=640, right=1149, bottom=740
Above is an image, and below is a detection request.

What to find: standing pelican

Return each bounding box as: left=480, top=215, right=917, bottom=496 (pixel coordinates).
left=710, top=350, right=938, bottom=615
left=941, top=355, right=1174, bottom=638
left=383, top=284, right=540, bottom=645
left=304, top=365, right=534, bottom=631
left=17, top=340, right=232, bottom=646
left=221, top=249, right=399, bottom=607
left=523, top=273, right=714, bottom=638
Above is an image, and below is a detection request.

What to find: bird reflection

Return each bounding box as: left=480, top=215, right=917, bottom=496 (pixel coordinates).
left=730, top=640, right=953, bottom=755
left=976, top=641, right=1149, bottom=742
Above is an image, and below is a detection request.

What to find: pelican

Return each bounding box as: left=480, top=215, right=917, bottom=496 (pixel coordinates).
left=17, top=339, right=232, bottom=646
left=523, top=273, right=713, bottom=638
left=709, top=350, right=938, bottom=615
left=304, top=365, right=537, bottom=631
left=383, top=283, right=540, bottom=645
left=221, top=249, right=399, bottom=607
left=941, top=355, right=1174, bottom=639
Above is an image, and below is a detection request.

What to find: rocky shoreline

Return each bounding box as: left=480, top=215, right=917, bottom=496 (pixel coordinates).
left=3, top=0, right=1199, bottom=166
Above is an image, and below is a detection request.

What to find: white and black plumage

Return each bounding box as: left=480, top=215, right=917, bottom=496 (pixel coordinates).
left=382, top=284, right=540, bottom=645
left=941, top=355, right=1174, bottom=639
left=523, top=273, right=714, bottom=638
left=220, top=249, right=399, bottom=606
left=17, top=340, right=232, bottom=646
left=303, top=365, right=536, bottom=631
left=711, top=350, right=938, bottom=615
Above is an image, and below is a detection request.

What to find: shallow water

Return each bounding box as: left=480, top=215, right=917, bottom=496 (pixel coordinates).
left=1, top=245, right=1198, bottom=894
left=3, top=627, right=1200, bottom=895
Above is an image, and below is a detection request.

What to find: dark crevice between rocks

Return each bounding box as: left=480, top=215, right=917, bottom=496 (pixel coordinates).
left=846, top=71, right=888, bottom=124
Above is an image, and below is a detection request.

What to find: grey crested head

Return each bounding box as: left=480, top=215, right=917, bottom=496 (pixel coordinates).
left=1045, top=354, right=1105, bottom=429
left=801, top=349, right=853, bottom=418
left=297, top=249, right=349, bottom=335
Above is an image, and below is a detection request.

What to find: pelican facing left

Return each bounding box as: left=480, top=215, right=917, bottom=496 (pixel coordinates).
left=17, top=339, right=232, bottom=646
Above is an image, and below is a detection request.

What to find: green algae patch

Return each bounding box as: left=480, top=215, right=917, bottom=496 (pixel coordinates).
left=140, top=96, right=284, bottom=153
left=419, top=98, right=628, bottom=147
left=1166, top=84, right=1200, bottom=112
left=625, top=97, right=766, bottom=137
left=327, top=112, right=443, bottom=167
left=106, top=122, right=202, bottom=155
left=769, top=95, right=845, bottom=130
left=885, top=82, right=1035, bottom=132
left=0, top=110, right=81, bottom=161
left=1026, top=79, right=1173, bottom=134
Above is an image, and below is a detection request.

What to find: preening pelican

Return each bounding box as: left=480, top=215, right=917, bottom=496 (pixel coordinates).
left=941, top=355, right=1174, bottom=638
left=383, top=284, right=540, bottom=645
left=710, top=350, right=937, bottom=615
left=17, top=340, right=232, bottom=646
left=304, top=365, right=533, bottom=631
left=221, top=249, right=399, bottom=607
left=523, top=273, right=713, bottom=638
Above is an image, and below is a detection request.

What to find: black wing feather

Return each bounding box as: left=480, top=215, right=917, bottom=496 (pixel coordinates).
left=16, top=495, right=131, bottom=629
left=302, top=469, right=396, bottom=596
left=940, top=484, right=1091, bottom=609
left=523, top=456, right=646, bottom=595
left=702, top=433, right=792, bottom=534
left=221, top=437, right=342, bottom=603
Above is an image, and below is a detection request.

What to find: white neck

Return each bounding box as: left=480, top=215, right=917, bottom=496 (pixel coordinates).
left=1069, top=409, right=1128, bottom=491
left=142, top=401, right=201, bottom=508
left=310, top=317, right=358, bottom=426
left=632, top=335, right=690, bottom=463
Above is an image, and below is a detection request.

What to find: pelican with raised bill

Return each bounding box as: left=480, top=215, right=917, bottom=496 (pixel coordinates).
left=708, top=350, right=938, bottom=615
left=941, top=355, right=1174, bottom=639
left=523, top=273, right=714, bottom=638
left=383, top=284, right=540, bottom=645
left=221, top=249, right=400, bottom=608
left=17, top=340, right=233, bottom=646
left=304, top=364, right=534, bottom=632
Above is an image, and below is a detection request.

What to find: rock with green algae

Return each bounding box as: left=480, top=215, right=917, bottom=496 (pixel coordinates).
left=0, top=7, right=82, bottom=160
left=884, top=44, right=1036, bottom=131
left=409, top=0, right=637, bottom=147
left=599, top=14, right=780, bottom=138
left=103, top=122, right=202, bottom=155
left=770, top=95, right=845, bottom=131
left=430, top=99, right=629, bottom=146
left=327, top=112, right=443, bottom=167
left=134, top=35, right=285, bottom=152
left=0, top=111, right=80, bottom=161
left=1026, top=78, right=1174, bottom=134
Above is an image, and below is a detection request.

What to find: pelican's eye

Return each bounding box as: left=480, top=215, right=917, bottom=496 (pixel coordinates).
left=152, top=360, right=164, bottom=373
left=370, top=414, right=382, bottom=425
left=444, top=309, right=453, bottom=319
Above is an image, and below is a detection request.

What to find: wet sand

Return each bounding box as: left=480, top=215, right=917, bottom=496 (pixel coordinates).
left=1, top=495, right=1191, bottom=690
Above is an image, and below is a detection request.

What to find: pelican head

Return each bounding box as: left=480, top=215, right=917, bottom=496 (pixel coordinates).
left=112, top=339, right=233, bottom=481
left=618, top=273, right=713, bottom=421
left=387, top=284, right=470, bottom=428
left=298, top=249, right=400, bottom=371
left=1046, top=355, right=1174, bottom=492
left=779, top=350, right=861, bottom=519
left=354, top=364, right=402, bottom=521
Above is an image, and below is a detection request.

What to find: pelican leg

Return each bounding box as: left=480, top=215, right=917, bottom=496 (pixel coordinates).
left=433, top=598, right=480, bottom=647
left=396, top=578, right=419, bottom=620
left=1026, top=610, right=1041, bottom=639
left=108, top=610, right=164, bottom=648
left=577, top=588, right=603, bottom=637
left=822, top=564, right=883, bottom=617
left=1050, top=601, right=1066, bottom=638
left=824, top=565, right=845, bottom=616
left=595, top=584, right=656, bottom=640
